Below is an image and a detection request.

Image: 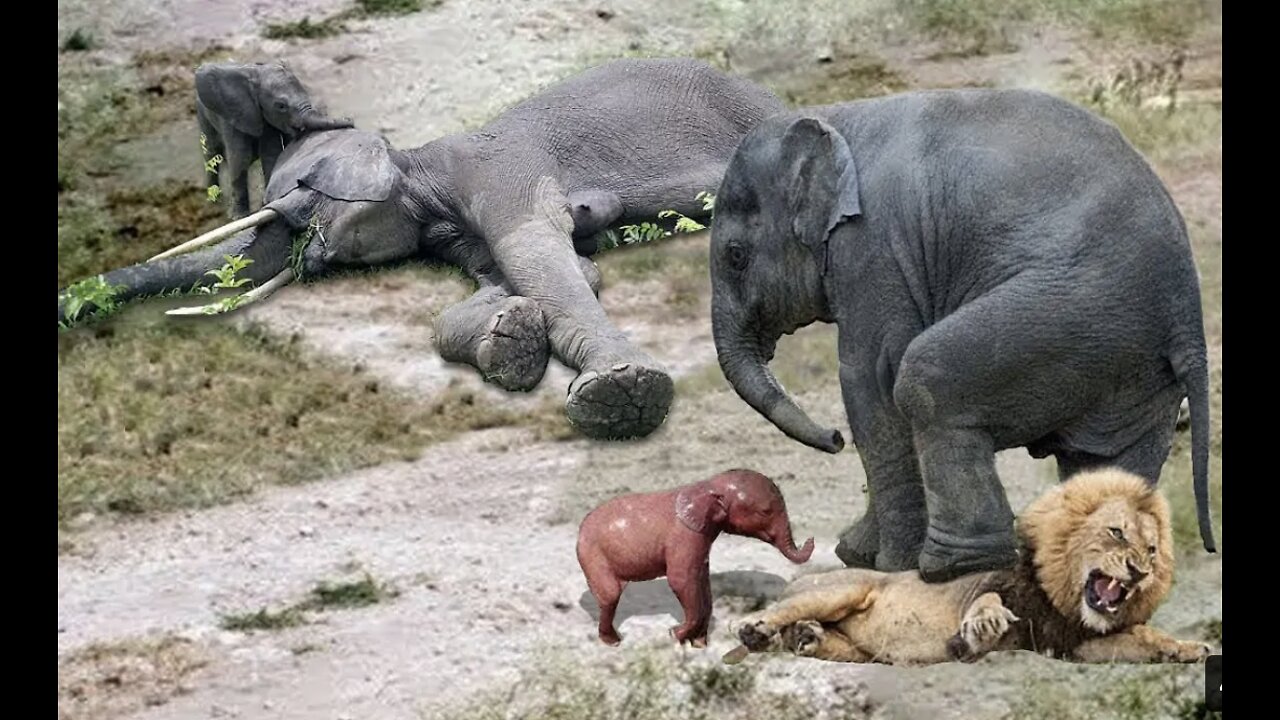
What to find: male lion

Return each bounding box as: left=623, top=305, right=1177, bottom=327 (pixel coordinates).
left=724, top=469, right=1214, bottom=665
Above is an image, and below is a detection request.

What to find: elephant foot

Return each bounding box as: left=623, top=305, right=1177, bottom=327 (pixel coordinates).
left=475, top=297, right=550, bottom=392
left=835, top=515, right=879, bottom=569
left=917, top=529, right=1017, bottom=583
left=565, top=362, right=674, bottom=439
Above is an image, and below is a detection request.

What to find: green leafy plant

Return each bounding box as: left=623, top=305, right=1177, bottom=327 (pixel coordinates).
left=59, top=275, right=126, bottom=327
left=206, top=185, right=222, bottom=202
left=619, top=221, right=668, bottom=244
left=195, top=254, right=255, bottom=314
left=61, top=29, right=95, bottom=52
left=658, top=210, right=707, bottom=234
left=290, top=217, right=324, bottom=279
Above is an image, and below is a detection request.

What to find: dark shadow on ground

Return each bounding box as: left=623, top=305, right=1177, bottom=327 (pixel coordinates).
left=578, top=570, right=789, bottom=628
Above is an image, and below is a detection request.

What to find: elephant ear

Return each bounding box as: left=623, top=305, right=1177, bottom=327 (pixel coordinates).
left=195, top=64, right=264, bottom=136
left=778, top=117, right=862, bottom=271
left=675, top=483, right=728, bottom=535
left=266, top=131, right=399, bottom=204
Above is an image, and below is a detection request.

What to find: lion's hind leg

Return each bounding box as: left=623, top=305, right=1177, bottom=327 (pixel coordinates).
left=784, top=621, right=872, bottom=662
left=735, top=582, right=877, bottom=654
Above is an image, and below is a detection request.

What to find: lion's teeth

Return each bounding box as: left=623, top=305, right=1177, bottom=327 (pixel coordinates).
left=1107, top=579, right=1118, bottom=591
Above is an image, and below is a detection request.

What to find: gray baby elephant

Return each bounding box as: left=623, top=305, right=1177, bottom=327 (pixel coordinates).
left=707, top=88, right=1215, bottom=582
left=196, top=61, right=353, bottom=218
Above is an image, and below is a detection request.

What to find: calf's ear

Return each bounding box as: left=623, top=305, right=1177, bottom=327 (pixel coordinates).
left=778, top=117, right=862, bottom=269
left=676, top=484, right=728, bottom=534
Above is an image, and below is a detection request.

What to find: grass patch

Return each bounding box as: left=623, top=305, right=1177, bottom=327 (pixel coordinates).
left=59, top=635, right=208, bottom=720
left=900, top=0, right=1210, bottom=54
left=59, top=181, right=227, bottom=287
left=358, top=0, right=439, bottom=15
left=219, top=606, right=308, bottom=631
left=306, top=573, right=398, bottom=609
left=596, top=232, right=710, bottom=283
left=1008, top=665, right=1215, bottom=720
left=57, top=319, right=528, bottom=526
left=61, top=29, right=96, bottom=52
left=59, top=48, right=232, bottom=287
left=423, top=648, right=871, bottom=720
left=776, top=54, right=910, bottom=106
left=219, top=573, right=398, bottom=632
left=263, top=0, right=441, bottom=40
left=263, top=16, right=349, bottom=40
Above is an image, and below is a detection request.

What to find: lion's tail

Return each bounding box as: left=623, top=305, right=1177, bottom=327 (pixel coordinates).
left=1172, top=343, right=1215, bottom=552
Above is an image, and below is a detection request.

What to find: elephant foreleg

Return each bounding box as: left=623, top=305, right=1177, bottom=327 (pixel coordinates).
left=434, top=285, right=550, bottom=392
left=481, top=182, right=673, bottom=439
left=222, top=131, right=257, bottom=219
left=431, top=241, right=551, bottom=392
left=258, top=128, right=286, bottom=188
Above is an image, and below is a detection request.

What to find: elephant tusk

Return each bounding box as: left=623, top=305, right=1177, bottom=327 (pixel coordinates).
left=165, top=268, right=295, bottom=316
left=148, top=209, right=278, bottom=261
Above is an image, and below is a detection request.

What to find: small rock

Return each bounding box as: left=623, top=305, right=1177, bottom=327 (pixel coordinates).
left=262, top=700, right=274, bottom=710
left=299, top=526, right=315, bottom=538
left=315, top=499, right=330, bottom=510
left=595, top=8, right=615, bottom=21
left=816, top=48, right=835, bottom=64
left=552, top=600, right=572, bottom=612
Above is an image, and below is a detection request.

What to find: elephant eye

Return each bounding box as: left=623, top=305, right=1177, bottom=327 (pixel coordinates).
left=725, top=242, right=748, bottom=271
left=275, top=100, right=288, bottom=111
left=1108, top=527, right=1125, bottom=542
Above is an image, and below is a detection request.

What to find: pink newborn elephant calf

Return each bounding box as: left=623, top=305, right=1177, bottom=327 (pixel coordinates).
left=576, top=469, right=814, bottom=646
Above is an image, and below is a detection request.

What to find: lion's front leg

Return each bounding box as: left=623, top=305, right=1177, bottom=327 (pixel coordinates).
left=1073, top=624, right=1212, bottom=664
left=947, top=592, right=1019, bottom=661
left=734, top=584, right=877, bottom=653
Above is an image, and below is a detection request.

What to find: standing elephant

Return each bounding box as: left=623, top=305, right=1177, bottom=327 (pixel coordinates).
left=707, top=88, right=1215, bottom=582
left=576, top=469, right=814, bottom=646
left=59, top=58, right=786, bottom=441
left=196, top=61, right=354, bottom=218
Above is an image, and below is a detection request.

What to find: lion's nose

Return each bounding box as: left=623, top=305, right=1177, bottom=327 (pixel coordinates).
left=1126, top=561, right=1148, bottom=583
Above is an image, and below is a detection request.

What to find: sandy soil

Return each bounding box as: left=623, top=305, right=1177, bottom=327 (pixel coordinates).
left=58, top=2, right=1222, bottom=718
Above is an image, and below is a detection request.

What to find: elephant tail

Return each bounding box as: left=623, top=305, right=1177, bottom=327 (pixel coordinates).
left=1172, top=344, right=1215, bottom=552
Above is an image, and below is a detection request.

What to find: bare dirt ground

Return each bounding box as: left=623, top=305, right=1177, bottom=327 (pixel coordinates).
left=58, top=1, right=1222, bottom=718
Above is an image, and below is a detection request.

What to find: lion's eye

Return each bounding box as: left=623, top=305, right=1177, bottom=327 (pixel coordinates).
left=1108, top=527, right=1125, bottom=541
left=1147, top=545, right=1157, bottom=556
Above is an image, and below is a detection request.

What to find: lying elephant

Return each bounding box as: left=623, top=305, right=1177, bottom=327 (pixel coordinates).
left=707, top=88, right=1215, bottom=581
left=58, top=58, right=787, bottom=441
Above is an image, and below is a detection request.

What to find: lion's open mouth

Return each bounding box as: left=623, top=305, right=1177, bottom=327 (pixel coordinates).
left=1084, top=570, right=1130, bottom=613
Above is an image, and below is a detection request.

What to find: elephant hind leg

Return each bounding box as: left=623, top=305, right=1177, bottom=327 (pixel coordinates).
left=567, top=190, right=624, bottom=240
left=434, top=285, right=550, bottom=392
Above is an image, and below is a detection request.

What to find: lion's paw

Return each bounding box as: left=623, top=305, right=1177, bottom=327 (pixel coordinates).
left=783, top=621, right=825, bottom=657
left=961, top=605, right=1019, bottom=654
left=1165, top=641, right=1213, bottom=663
left=738, top=620, right=777, bottom=652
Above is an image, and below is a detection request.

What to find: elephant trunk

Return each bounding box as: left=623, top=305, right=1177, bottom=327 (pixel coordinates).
left=771, top=519, right=815, bottom=564
left=291, top=105, right=354, bottom=135
left=712, top=307, right=844, bottom=454
left=57, top=223, right=292, bottom=324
